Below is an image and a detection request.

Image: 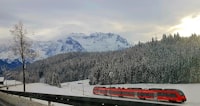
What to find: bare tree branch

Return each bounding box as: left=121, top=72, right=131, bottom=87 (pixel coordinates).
left=10, top=21, right=36, bottom=92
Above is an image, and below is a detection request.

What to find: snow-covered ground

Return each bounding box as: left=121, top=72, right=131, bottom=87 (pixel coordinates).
left=0, top=80, right=200, bottom=106
left=3, top=80, right=22, bottom=85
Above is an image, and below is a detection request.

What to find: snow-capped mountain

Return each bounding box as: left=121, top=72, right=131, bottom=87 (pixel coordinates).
left=32, top=32, right=131, bottom=59
left=32, top=38, right=85, bottom=59
left=0, top=32, right=132, bottom=70
left=69, top=32, right=131, bottom=52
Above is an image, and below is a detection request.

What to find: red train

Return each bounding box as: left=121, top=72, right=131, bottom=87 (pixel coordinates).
left=93, top=87, right=186, bottom=103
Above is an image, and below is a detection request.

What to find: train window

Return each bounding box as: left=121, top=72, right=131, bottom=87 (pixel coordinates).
left=158, top=93, right=167, bottom=96
left=177, top=90, right=184, bottom=96
left=116, top=91, right=121, bottom=94
left=138, top=92, right=154, bottom=97
left=158, top=92, right=162, bottom=96
left=111, top=90, right=121, bottom=94
left=100, top=90, right=107, bottom=94
left=158, top=93, right=177, bottom=97
left=122, top=91, right=134, bottom=95
left=122, top=92, right=128, bottom=95
left=131, top=92, right=135, bottom=95
left=138, top=93, right=154, bottom=97
left=122, top=92, right=126, bottom=95
left=168, top=93, right=177, bottom=97
left=145, top=93, right=154, bottom=97
left=138, top=93, right=142, bottom=96
left=149, top=93, right=154, bottom=97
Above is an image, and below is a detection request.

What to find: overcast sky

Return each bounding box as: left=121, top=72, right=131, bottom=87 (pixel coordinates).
left=1, top=0, right=200, bottom=43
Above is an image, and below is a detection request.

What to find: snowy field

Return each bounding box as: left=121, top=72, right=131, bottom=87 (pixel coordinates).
left=0, top=80, right=200, bottom=106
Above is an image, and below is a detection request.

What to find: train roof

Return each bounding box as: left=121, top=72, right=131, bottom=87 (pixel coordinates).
left=164, top=89, right=179, bottom=91
left=127, top=88, right=142, bottom=89
left=149, top=88, right=163, bottom=90
left=109, top=87, right=116, bottom=88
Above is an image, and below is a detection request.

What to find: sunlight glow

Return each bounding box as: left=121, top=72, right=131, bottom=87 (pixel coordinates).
left=171, top=14, right=200, bottom=37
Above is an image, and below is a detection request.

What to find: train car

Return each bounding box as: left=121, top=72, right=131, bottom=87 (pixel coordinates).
left=93, top=87, right=186, bottom=103
left=93, top=87, right=107, bottom=96
left=144, top=88, right=186, bottom=103
left=158, top=89, right=186, bottom=103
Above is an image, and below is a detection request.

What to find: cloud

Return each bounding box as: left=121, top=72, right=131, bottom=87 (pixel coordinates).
left=0, top=27, right=11, bottom=38
left=169, top=13, right=200, bottom=37
left=1, top=0, right=200, bottom=43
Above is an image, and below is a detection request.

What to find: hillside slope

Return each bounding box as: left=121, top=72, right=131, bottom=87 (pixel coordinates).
left=12, top=34, right=200, bottom=85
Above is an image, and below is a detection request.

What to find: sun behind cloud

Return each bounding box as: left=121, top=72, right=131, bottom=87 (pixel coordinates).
left=170, top=14, right=200, bottom=37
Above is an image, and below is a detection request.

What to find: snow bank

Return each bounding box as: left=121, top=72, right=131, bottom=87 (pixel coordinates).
left=1, top=80, right=200, bottom=106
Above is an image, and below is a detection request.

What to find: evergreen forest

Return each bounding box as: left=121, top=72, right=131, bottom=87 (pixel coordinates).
left=11, top=33, right=200, bottom=86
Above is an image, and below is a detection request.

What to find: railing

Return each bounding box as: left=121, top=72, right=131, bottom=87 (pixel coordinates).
left=0, top=90, right=179, bottom=106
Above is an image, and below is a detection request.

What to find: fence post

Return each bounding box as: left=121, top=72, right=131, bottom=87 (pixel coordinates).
left=48, top=101, right=51, bottom=106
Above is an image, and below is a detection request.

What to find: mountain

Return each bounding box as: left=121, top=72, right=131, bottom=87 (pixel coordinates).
left=68, top=32, right=131, bottom=52
left=0, top=32, right=132, bottom=71
left=33, top=32, right=131, bottom=59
